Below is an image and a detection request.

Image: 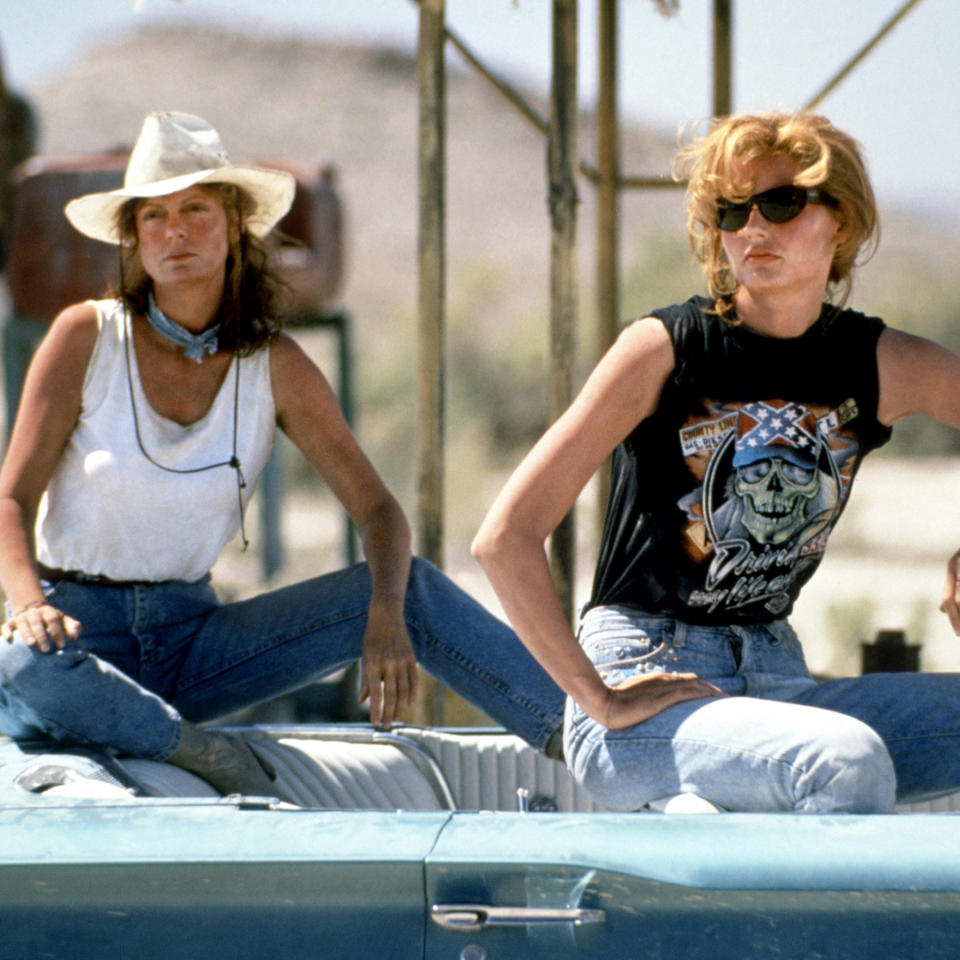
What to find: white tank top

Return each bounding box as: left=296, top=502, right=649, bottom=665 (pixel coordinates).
left=36, top=299, right=276, bottom=582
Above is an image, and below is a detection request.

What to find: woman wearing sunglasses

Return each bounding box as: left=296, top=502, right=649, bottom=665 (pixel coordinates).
left=473, top=111, right=960, bottom=813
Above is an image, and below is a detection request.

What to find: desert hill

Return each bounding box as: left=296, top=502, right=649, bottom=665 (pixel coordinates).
left=23, top=24, right=958, bottom=442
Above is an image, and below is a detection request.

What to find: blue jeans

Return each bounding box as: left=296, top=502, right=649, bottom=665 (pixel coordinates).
left=0, top=558, right=564, bottom=759
left=565, top=606, right=960, bottom=813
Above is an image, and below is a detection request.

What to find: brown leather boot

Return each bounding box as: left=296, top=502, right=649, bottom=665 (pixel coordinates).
left=168, top=722, right=290, bottom=802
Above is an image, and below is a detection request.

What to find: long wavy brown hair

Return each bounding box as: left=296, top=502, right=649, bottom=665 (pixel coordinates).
left=114, top=183, right=287, bottom=355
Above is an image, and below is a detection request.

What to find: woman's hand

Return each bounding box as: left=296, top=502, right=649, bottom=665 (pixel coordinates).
left=359, top=601, right=419, bottom=728
left=1, top=601, right=82, bottom=654
left=939, top=549, right=960, bottom=635
left=599, top=670, right=726, bottom=730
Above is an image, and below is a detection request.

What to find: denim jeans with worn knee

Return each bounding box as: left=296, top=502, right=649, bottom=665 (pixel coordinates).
left=0, top=558, right=565, bottom=759
left=565, top=605, right=960, bottom=813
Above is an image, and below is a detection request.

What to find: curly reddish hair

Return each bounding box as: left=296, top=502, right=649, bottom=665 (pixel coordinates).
left=673, top=111, right=879, bottom=316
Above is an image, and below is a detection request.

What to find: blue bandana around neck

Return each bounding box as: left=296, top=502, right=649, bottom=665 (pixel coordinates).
left=146, top=293, right=221, bottom=363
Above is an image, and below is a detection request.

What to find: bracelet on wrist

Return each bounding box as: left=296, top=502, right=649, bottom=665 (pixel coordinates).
left=14, top=598, right=46, bottom=616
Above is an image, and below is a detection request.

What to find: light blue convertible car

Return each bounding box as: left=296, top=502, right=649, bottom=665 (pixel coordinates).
left=2, top=724, right=959, bottom=959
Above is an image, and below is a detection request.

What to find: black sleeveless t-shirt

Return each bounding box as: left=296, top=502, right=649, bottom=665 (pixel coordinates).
left=588, top=296, right=892, bottom=625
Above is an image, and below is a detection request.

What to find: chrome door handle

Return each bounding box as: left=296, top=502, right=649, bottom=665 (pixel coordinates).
left=431, top=904, right=606, bottom=932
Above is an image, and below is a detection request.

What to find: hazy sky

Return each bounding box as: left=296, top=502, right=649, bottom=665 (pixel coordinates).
left=3, top=0, right=959, bottom=217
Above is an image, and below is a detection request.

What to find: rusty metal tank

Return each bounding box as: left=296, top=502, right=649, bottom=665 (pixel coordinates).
left=6, top=152, right=128, bottom=318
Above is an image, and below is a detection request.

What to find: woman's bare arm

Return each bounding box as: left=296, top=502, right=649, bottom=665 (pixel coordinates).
left=0, top=303, right=98, bottom=650
left=878, top=328, right=960, bottom=635
left=473, top=317, right=723, bottom=727
left=270, top=333, right=416, bottom=725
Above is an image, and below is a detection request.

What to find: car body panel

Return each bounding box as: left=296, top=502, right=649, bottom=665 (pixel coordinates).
left=425, top=813, right=960, bottom=959
left=426, top=810, right=960, bottom=890
left=0, top=802, right=450, bottom=960
left=3, top=731, right=960, bottom=959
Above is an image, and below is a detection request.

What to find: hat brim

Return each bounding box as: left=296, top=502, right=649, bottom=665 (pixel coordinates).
left=64, top=164, right=296, bottom=244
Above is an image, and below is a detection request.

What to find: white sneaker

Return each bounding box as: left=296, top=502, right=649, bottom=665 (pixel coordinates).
left=645, top=792, right=721, bottom=814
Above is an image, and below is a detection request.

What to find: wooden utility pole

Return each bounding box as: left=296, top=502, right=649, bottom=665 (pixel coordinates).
left=415, top=0, right=447, bottom=723
left=712, top=0, right=733, bottom=117
left=416, top=0, right=446, bottom=570
left=595, top=0, right=619, bottom=535
left=548, top=0, right=579, bottom=622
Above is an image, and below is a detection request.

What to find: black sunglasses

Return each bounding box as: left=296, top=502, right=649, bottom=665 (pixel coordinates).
left=715, top=185, right=837, bottom=232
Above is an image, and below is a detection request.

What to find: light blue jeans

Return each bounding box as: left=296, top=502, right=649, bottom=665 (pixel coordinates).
left=0, top=558, right=564, bottom=759
left=565, top=606, right=960, bottom=813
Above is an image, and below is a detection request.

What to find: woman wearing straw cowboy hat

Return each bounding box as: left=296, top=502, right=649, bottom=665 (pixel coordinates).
left=0, top=111, right=564, bottom=797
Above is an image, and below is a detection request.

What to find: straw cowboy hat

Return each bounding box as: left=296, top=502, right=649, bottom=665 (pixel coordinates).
left=64, top=111, right=296, bottom=244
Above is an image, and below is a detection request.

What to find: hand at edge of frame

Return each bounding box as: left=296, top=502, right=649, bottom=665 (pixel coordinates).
left=938, top=549, right=960, bottom=636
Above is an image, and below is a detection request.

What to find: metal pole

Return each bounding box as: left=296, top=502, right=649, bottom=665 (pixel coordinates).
left=416, top=0, right=446, bottom=569
left=712, top=0, right=733, bottom=117
left=595, top=0, right=619, bottom=539
left=548, top=0, right=579, bottom=623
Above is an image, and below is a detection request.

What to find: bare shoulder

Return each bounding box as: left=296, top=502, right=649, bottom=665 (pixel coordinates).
left=1, top=304, right=101, bottom=492
left=48, top=301, right=100, bottom=349
left=268, top=331, right=332, bottom=379
left=28, top=302, right=100, bottom=381
left=268, top=332, right=323, bottom=391
left=615, top=314, right=674, bottom=361
left=268, top=330, right=307, bottom=367
left=601, top=315, right=676, bottom=385
left=876, top=326, right=960, bottom=368
left=55, top=301, right=99, bottom=326
left=576, top=315, right=675, bottom=412
left=877, top=326, right=938, bottom=362
left=877, top=326, right=960, bottom=425
left=268, top=331, right=341, bottom=424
